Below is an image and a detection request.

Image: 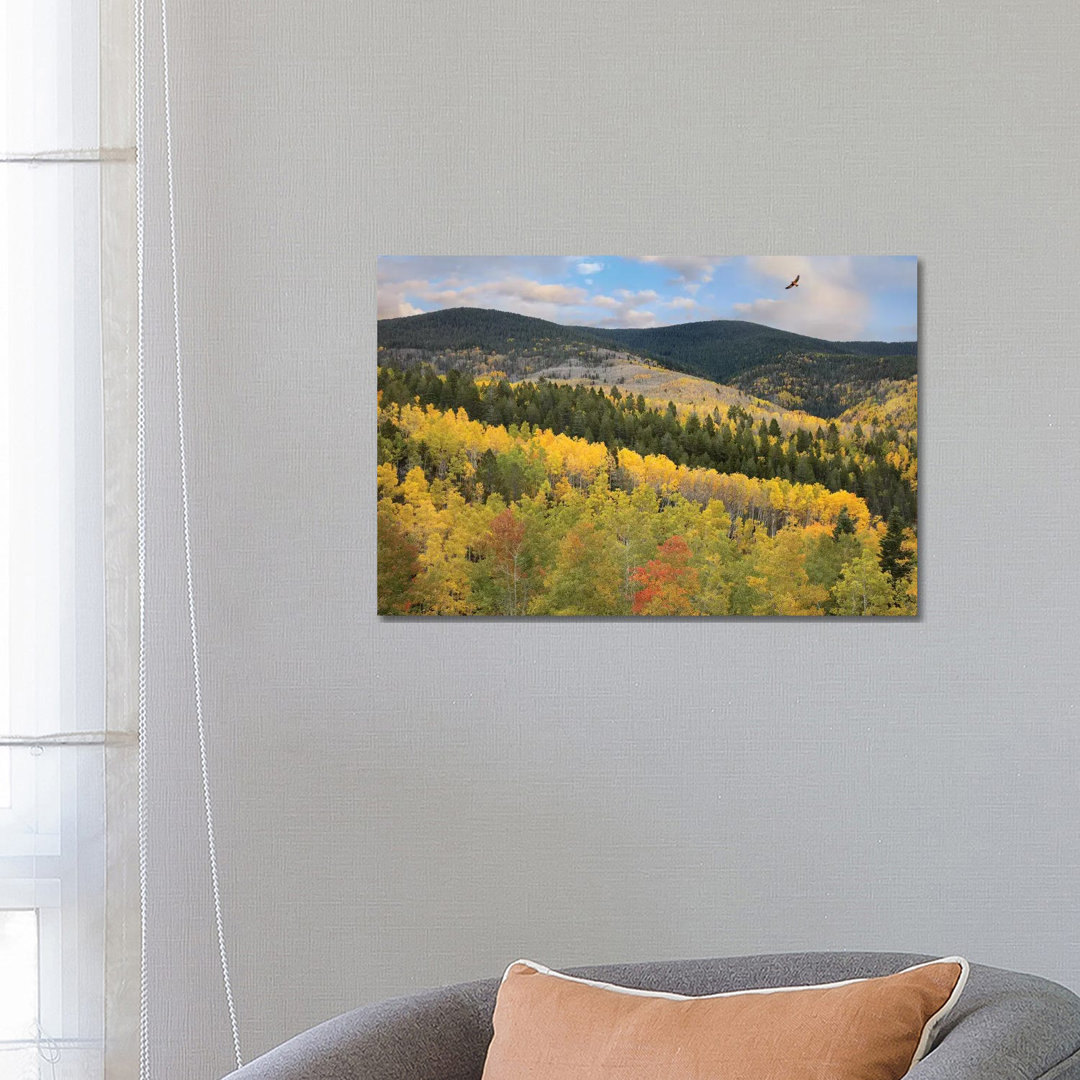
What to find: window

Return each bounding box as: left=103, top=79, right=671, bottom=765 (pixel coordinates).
left=2, top=2, right=111, bottom=1077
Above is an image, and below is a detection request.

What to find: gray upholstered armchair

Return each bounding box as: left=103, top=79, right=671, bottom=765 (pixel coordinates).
left=223, top=952, right=1080, bottom=1079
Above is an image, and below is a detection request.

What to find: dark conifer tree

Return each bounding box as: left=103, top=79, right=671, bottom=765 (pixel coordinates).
left=832, top=506, right=856, bottom=539
left=878, top=508, right=912, bottom=580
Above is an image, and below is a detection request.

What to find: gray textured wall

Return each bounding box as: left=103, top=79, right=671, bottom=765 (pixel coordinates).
left=138, top=1, right=1080, bottom=1076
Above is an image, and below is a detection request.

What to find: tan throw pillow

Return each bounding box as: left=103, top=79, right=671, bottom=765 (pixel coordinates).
left=481, top=956, right=968, bottom=1080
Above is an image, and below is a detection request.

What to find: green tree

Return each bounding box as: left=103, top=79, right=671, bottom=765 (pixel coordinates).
left=533, top=519, right=623, bottom=615
left=805, top=530, right=862, bottom=613
left=878, top=507, right=913, bottom=581
left=831, top=550, right=895, bottom=615
left=832, top=506, right=856, bottom=539
left=747, top=528, right=828, bottom=616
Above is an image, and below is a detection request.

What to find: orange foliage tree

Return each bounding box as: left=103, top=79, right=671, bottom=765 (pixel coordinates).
left=631, top=535, right=700, bottom=616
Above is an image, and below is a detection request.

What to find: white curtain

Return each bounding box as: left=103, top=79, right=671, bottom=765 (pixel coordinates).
left=1, top=1, right=137, bottom=1077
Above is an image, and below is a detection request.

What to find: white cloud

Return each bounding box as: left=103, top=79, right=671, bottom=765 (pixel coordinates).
left=602, top=308, right=657, bottom=329
left=421, top=278, right=588, bottom=308
left=585, top=290, right=663, bottom=327
left=616, top=288, right=659, bottom=304
left=490, top=278, right=588, bottom=305
left=379, top=300, right=424, bottom=319
left=632, top=256, right=723, bottom=286
left=734, top=256, right=870, bottom=339
left=732, top=297, right=778, bottom=314
left=377, top=257, right=722, bottom=330
left=377, top=277, right=431, bottom=319
left=376, top=255, right=910, bottom=337
left=378, top=274, right=599, bottom=323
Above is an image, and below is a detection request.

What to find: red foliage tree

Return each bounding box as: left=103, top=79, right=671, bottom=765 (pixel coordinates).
left=630, top=535, right=700, bottom=615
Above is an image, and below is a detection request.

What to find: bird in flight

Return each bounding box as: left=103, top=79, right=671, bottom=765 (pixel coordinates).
left=785, top=274, right=800, bottom=290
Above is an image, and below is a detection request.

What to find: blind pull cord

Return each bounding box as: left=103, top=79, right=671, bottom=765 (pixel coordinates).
left=136, top=0, right=244, bottom=1072
left=134, top=0, right=151, bottom=1071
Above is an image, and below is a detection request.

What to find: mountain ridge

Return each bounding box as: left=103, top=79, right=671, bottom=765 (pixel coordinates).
left=377, top=306, right=916, bottom=385
left=377, top=306, right=917, bottom=419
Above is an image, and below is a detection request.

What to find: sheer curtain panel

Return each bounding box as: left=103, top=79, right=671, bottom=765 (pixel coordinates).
left=1, top=1, right=138, bottom=1078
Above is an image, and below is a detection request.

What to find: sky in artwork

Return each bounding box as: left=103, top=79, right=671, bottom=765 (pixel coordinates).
left=377, top=255, right=918, bottom=341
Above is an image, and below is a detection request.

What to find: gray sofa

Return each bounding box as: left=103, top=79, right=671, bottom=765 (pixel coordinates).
left=223, top=952, right=1080, bottom=1079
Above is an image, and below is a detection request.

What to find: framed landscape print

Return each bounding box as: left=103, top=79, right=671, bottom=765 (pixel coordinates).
left=377, top=256, right=917, bottom=616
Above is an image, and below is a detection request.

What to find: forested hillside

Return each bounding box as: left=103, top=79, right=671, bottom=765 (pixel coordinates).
left=729, top=353, right=918, bottom=418
left=377, top=366, right=917, bottom=617
left=377, top=307, right=613, bottom=354
left=377, top=307, right=916, bottom=420
left=377, top=307, right=916, bottom=373
left=378, top=367, right=917, bottom=525
left=587, top=320, right=916, bottom=384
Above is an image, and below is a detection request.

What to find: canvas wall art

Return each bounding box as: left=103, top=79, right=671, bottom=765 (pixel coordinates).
left=377, top=256, right=917, bottom=616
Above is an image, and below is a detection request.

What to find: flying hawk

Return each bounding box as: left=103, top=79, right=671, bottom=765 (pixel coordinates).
left=785, top=274, right=800, bottom=290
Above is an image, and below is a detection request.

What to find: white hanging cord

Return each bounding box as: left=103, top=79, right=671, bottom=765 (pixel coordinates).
left=158, top=0, right=244, bottom=1067
left=133, top=0, right=151, bottom=1073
